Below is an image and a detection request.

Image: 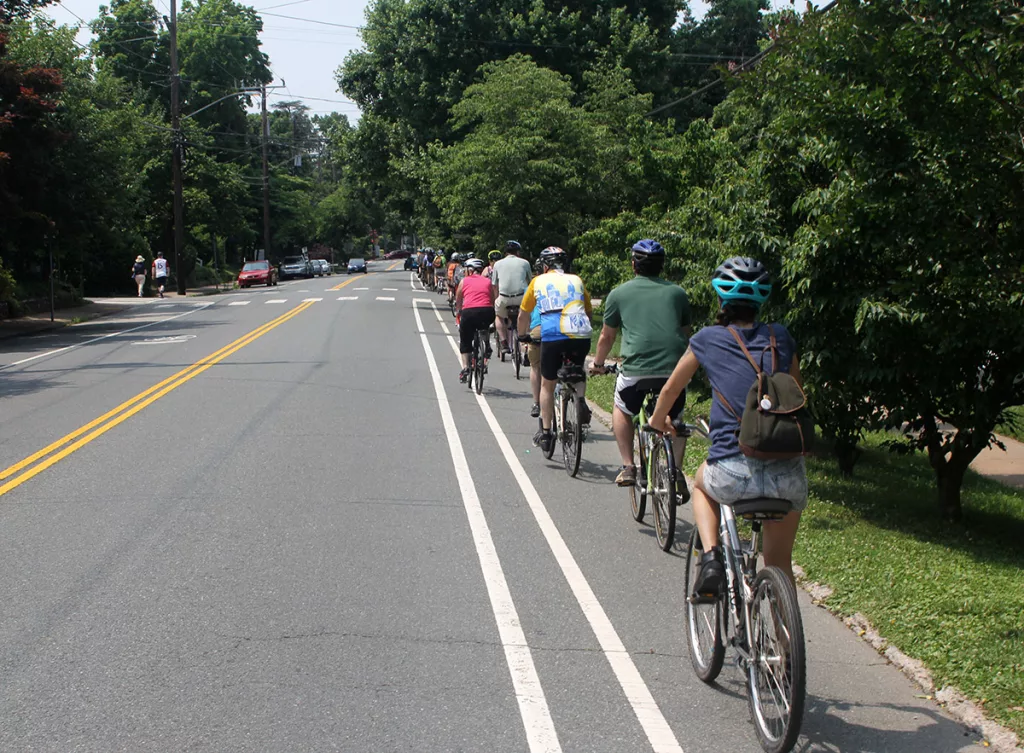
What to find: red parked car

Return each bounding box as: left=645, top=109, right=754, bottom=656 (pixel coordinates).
left=237, top=260, right=278, bottom=288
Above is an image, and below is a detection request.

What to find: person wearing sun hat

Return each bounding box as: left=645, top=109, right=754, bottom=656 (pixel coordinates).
left=131, top=254, right=147, bottom=297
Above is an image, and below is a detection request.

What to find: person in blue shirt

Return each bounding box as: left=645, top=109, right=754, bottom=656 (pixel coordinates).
left=650, top=257, right=807, bottom=597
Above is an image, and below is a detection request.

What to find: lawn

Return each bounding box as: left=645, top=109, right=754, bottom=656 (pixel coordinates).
left=997, top=406, right=1024, bottom=443
left=585, top=383, right=1024, bottom=738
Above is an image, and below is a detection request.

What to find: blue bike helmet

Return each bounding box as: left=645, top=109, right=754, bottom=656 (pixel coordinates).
left=631, top=239, right=665, bottom=258
left=505, top=240, right=522, bottom=254
left=712, top=257, right=771, bottom=308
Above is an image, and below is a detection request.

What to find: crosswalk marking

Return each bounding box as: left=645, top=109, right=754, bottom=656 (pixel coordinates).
left=302, top=297, right=323, bottom=302
left=265, top=299, right=287, bottom=304
left=376, top=296, right=395, bottom=302
left=228, top=301, right=250, bottom=306
left=337, top=296, right=358, bottom=301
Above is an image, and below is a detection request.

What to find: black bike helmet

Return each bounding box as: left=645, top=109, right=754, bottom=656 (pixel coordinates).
left=505, top=240, right=522, bottom=254
left=712, top=257, right=772, bottom=308
left=539, top=246, right=567, bottom=270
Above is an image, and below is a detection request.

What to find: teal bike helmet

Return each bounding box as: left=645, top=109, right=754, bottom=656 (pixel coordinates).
left=711, top=257, right=771, bottom=308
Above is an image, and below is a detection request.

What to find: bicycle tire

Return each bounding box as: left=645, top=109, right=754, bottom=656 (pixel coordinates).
left=630, top=427, right=647, bottom=521
left=475, top=333, right=486, bottom=395
left=650, top=440, right=678, bottom=551
left=684, top=527, right=725, bottom=683
left=543, top=389, right=558, bottom=460
left=562, top=391, right=582, bottom=477
left=510, top=324, right=522, bottom=380
left=747, top=566, right=806, bottom=753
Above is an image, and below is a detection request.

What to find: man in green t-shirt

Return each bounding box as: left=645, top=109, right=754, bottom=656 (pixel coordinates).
left=592, top=240, right=691, bottom=487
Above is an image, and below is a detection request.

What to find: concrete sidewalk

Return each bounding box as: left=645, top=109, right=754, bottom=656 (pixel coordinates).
left=971, top=433, right=1024, bottom=489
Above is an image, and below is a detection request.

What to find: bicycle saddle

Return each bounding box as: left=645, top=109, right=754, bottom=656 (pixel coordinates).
left=730, top=498, right=794, bottom=520
left=557, top=364, right=586, bottom=382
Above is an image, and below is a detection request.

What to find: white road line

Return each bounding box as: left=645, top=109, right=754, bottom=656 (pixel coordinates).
left=354, top=287, right=369, bottom=291
left=376, top=296, right=395, bottom=301
left=337, top=296, right=358, bottom=301
left=155, top=304, right=173, bottom=309
left=382, top=287, right=398, bottom=291
left=425, top=299, right=685, bottom=753
left=302, top=297, right=324, bottom=302
left=228, top=301, right=250, bottom=306
left=265, top=299, right=287, bottom=304
left=412, top=301, right=561, bottom=753
left=0, top=303, right=215, bottom=372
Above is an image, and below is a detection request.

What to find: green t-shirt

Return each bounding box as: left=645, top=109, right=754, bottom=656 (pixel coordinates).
left=602, top=276, right=691, bottom=376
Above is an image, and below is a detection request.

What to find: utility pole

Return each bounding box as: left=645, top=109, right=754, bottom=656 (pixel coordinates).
left=261, top=86, right=272, bottom=262
left=169, top=0, right=186, bottom=294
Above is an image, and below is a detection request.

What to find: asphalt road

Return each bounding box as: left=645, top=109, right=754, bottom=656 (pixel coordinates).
left=0, top=265, right=982, bottom=752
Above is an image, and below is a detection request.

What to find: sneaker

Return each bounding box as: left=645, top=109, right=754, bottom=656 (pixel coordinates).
left=459, top=368, right=469, bottom=383
left=530, top=403, right=540, bottom=418
left=615, top=465, right=637, bottom=487
left=539, top=430, right=555, bottom=454
left=676, top=477, right=691, bottom=504
left=532, top=429, right=545, bottom=447
left=523, top=351, right=531, bottom=367
left=693, top=549, right=725, bottom=598
left=579, top=401, right=592, bottom=426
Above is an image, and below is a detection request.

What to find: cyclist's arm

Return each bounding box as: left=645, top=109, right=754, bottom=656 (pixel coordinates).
left=518, top=280, right=537, bottom=336
left=488, top=283, right=497, bottom=305
left=517, top=308, right=532, bottom=337
left=593, top=325, right=618, bottom=368
left=650, top=348, right=700, bottom=433
left=455, top=280, right=464, bottom=312
left=582, top=288, right=593, bottom=318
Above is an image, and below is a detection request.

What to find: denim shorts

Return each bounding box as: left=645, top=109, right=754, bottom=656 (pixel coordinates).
left=703, top=455, right=808, bottom=512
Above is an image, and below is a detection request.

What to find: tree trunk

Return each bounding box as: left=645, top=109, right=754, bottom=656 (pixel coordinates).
left=936, top=460, right=966, bottom=522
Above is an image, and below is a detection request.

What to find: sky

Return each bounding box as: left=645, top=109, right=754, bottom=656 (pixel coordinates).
left=45, top=0, right=818, bottom=117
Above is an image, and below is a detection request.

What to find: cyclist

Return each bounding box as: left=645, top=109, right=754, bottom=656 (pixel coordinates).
left=518, top=246, right=593, bottom=454
left=423, top=247, right=437, bottom=289
left=485, top=250, right=501, bottom=281
left=521, top=257, right=545, bottom=417
left=492, top=240, right=533, bottom=359
left=433, top=249, right=446, bottom=290
left=456, top=257, right=497, bottom=382
left=447, top=253, right=461, bottom=307
left=592, top=240, right=692, bottom=487
left=649, top=257, right=807, bottom=594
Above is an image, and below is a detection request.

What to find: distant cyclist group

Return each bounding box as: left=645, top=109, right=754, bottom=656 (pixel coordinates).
left=412, top=238, right=810, bottom=751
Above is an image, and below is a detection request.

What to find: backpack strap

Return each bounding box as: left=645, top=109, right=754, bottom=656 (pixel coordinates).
left=727, top=326, right=761, bottom=374
left=766, top=324, right=778, bottom=373
left=714, top=388, right=742, bottom=423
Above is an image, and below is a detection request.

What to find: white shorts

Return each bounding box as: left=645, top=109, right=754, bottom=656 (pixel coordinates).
left=495, top=294, right=524, bottom=318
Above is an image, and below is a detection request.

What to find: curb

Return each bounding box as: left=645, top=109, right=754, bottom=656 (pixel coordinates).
left=586, top=385, right=1021, bottom=751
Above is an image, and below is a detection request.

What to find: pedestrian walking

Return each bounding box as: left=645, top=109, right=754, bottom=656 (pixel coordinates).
left=131, top=255, right=147, bottom=297
left=152, top=252, right=170, bottom=298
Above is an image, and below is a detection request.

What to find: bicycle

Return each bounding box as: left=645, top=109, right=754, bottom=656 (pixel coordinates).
left=678, top=421, right=807, bottom=753
left=467, top=325, right=489, bottom=395
left=551, top=359, right=587, bottom=477
left=497, top=305, right=523, bottom=380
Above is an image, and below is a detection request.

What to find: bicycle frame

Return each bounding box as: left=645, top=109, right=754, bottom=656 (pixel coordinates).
left=718, top=504, right=759, bottom=662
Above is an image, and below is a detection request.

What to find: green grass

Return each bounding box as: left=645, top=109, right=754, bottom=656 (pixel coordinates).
left=588, top=310, right=621, bottom=358
left=997, top=406, right=1024, bottom=443
left=585, top=383, right=1024, bottom=738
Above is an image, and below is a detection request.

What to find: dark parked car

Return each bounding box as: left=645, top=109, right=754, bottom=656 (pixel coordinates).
left=347, top=258, right=368, bottom=274
left=404, top=255, right=419, bottom=271
left=237, top=260, right=278, bottom=288
left=385, top=250, right=410, bottom=260
left=280, top=255, right=313, bottom=280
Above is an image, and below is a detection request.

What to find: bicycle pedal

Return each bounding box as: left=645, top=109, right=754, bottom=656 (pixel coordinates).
left=688, top=593, right=719, bottom=605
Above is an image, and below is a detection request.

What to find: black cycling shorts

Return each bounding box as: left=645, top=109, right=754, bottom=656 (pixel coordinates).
left=540, top=339, right=590, bottom=381
left=459, top=307, right=493, bottom=355
left=615, top=375, right=686, bottom=419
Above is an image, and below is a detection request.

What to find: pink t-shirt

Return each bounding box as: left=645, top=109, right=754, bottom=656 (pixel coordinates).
left=461, top=275, right=493, bottom=309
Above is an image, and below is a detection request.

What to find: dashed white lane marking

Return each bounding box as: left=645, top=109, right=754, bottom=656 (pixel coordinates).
left=337, top=296, right=358, bottom=301
left=155, top=304, right=173, bottom=309
left=0, top=303, right=215, bottom=372
left=354, top=287, right=369, bottom=291
left=376, top=296, right=395, bottom=301
left=228, top=301, right=250, bottom=306
left=265, top=299, right=287, bottom=304
left=412, top=301, right=561, bottom=753
left=302, top=297, right=323, bottom=302
left=297, top=289, right=311, bottom=293
left=382, top=287, right=398, bottom=291
left=425, top=299, right=685, bottom=753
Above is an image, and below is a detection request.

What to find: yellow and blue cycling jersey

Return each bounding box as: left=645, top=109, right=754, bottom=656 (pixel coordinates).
left=521, top=270, right=593, bottom=342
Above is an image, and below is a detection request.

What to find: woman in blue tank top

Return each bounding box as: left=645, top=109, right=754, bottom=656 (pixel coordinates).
left=650, top=257, right=808, bottom=598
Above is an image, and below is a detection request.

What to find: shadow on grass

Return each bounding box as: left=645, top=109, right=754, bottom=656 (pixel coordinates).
left=806, top=436, right=1024, bottom=570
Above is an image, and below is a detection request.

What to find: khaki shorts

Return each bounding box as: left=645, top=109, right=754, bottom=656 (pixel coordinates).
left=527, top=326, right=541, bottom=368
left=495, top=294, right=524, bottom=318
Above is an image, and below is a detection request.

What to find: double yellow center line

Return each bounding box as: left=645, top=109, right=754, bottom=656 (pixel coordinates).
left=0, top=300, right=316, bottom=499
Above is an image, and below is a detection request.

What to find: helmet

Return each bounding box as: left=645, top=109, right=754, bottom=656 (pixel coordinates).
left=533, top=258, right=544, bottom=275
left=631, top=239, right=665, bottom=258
left=505, top=240, right=522, bottom=254
left=465, top=258, right=486, bottom=272
left=712, top=257, right=771, bottom=308
left=539, top=246, right=567, bottom=269
left=488, top=250, right=502, bottom=262
left=450, top=253, right=461, bottom=263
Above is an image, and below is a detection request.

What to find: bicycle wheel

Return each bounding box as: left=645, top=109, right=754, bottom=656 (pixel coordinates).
left=684, top=527, right=725, bottom=683
left=650, top=439, right=678, bottom=551
left=629, top=426, right=647, bottom=521
left=510, top=325, right=522, bottom=380
left=561, top=391, right=582, bottom=477
left=475, top=333, right=486, bottom=395
left=747, top=566, right=806, bottom=753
